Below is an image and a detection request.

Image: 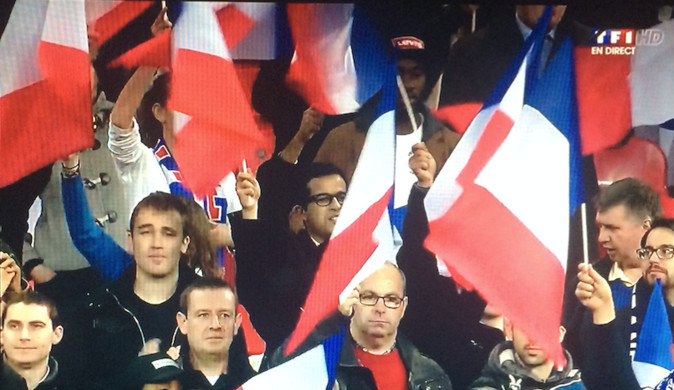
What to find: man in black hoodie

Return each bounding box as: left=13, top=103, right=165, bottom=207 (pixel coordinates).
left=87, top=192, right=199, bottom=386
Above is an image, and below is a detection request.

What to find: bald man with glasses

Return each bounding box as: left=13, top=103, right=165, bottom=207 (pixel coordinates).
left=268, top=262, right=452, bottom=390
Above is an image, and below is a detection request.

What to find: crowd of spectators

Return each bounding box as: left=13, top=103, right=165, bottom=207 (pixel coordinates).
left=2, top=3, right=674, bottom=390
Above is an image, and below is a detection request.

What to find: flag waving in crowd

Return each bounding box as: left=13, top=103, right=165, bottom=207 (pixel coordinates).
left=284, top=41, right=397, bottom=355
left=0, top=0, right=91, bottom=187
left=424, top=8, right=582, bottom=365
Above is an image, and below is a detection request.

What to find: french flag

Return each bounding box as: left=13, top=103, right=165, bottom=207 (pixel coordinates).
left=0, top=0, right=92, bottom=188
left=238, top=330, right=344, bottom=390
left=423, top=8, right=581, bottom=365
left=633, top=280, right=674, bottom=389
left=284, top=28, right=397, bottom=355
left=575, top=19, right=674, bottom=155
left=285, top=4, right=359, bottom=115
left=168, top=2, right=269, bottom=196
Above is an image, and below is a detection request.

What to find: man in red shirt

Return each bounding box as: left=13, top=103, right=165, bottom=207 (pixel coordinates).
left=296, top=262, right=452, bottom=389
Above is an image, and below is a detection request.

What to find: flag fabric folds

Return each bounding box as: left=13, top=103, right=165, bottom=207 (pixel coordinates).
left=1, top=0, right=92, bottom=188
left=424, top=9, right=579, bottom=365
left=168, top=2, right=268, bottom=196
left=284, top=31, right=397, bottom=355
left=633, top=280, right=674, bottom=389
left=285, top=4, right=358, bottom=115
left=238, top=330, right=344, bottom=390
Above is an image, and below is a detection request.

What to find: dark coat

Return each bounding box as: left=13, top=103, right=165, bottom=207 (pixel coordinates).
left=267, top=313, right=452, bottom=390
left=88, top=262, right=199, bottom=383
left=230, top=209, right=326, bottom=353
left=0, top=357, right=64, bottom=390
left=470, top=342, right=584, bottom=390
left=177, top=345, right=257, bottom=390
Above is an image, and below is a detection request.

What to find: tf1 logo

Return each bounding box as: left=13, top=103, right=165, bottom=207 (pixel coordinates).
left=593, top=29, right=635, bottom=45
left=592, top=29, right=664, bottom=46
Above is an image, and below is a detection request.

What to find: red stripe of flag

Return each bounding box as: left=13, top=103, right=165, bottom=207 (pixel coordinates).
left=92, top=1, right=153, bottom=44
left=284, top=188, right=393, bottom=355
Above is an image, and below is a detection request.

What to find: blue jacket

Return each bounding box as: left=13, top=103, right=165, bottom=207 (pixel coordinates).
left=61, top=174, right=132, bottom=280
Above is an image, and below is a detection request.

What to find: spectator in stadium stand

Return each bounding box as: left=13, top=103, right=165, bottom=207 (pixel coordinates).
left=231, top=161, right=347, bottom=354
left=106, top=8, right=236, bottom=263
left=268, top=261, right=453, bottom=390
left=54, top=192, right=199, bottom=388
left=576, top=219, right=674, bottom=390
left=564, top=178, right=662, bottom=369
left=440, top=5, right=580, bottom=106
left=469, top=323, right=584, bottom=390
left=174, top=278, right=256, bottom=390
left=314, top=35, right=460, bottom=186
left=396, top=142, right=505, bottom=390
left=0, top=291, right=68, bottom=390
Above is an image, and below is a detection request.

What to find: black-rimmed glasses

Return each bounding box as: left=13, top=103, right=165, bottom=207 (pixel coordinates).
left=308, top=192, right=346, bottom=207
left=359, top=293, right=404, bottom=309
left=636, top=245, right=674, bottom=261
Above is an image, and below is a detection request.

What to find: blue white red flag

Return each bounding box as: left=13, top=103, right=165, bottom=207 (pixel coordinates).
left=423, top=8, right=581, bottom=365
left=633, top=280, right=674, bottom=389
left=239, top=330, right=344, bottom=390
left=284, top=12, right=397, bottom=354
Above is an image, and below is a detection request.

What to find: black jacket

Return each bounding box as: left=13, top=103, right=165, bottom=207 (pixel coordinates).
left=230, top=209, right=326, bottom=353
left=88, top=262, right=199, bottom=384
left=177, top=345, right=257, bottom=390
left=0, top=357, right=63, bottom=390
left=268, top=313, right=452, bottom=390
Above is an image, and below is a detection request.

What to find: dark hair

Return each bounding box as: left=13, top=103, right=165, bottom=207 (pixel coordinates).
left=136, top=73, right=169, bottom=147
left=297, top=163, right=346, bottom=209
left=179, top=278, right=237, bottom=315
left=640, top=218, right=674, bottom=248
left=2, top=291, right=61, bottom=328
left=183, top=199, right=219, bottom=278
left=129, top=192, right=189, bottom=237
left=595, top=178, right=662, bottom=222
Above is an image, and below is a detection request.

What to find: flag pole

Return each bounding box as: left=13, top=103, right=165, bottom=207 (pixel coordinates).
left=396, top=75, right=418, bottom=130
left=581, top=202, right=589, bottom=265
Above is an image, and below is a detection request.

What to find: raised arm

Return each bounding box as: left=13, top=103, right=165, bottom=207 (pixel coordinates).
left=61, top=154, right=132, bottom=280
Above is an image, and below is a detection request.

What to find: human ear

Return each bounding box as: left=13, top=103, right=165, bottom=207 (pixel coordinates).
left=181, top=236, right=190, bottom=254
left=152, top=103, right=165, bottom=122
left=177, top=312, right=188, bottom=335
left=52, top=325, right=64, bottom=345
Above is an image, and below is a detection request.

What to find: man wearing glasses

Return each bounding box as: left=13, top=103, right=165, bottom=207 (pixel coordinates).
left=576, top=218, right=674, bottom=389
left=232, top=163, right=347, bottom=355
left=269, top=262, right=452, bottom=390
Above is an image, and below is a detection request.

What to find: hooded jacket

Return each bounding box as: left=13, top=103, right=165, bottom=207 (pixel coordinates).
left=88, top=262, right=199, bottom=383
left=470, top=341, right=584, bottom=390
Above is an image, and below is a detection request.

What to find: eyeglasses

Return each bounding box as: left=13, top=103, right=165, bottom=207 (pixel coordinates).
left=636, top=245, right=674, bottom=261
left=359, top=293, right=404, bottom=309
left=307, top=192, right=346, bottom=207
